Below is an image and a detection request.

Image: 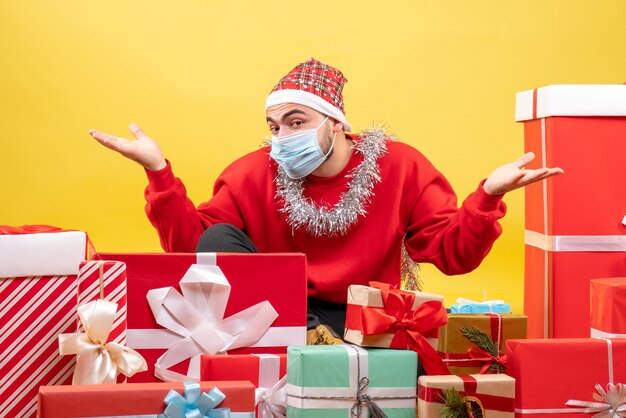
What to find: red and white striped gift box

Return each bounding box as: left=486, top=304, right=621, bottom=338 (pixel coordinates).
left=77, top=260, right=127, bottom=346
left=0, top=229, right=88, bottom=418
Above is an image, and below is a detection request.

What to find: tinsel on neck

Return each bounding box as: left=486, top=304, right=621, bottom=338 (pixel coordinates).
left=274, top=124, right=389, bottom=237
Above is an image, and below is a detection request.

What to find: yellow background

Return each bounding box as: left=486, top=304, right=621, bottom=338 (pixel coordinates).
left=2, top=1, right=625, bottom=314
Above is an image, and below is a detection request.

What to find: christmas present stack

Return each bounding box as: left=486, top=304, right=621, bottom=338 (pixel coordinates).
left=93, top=252, right=308, bottom=382
left=438, top=299, right=527, bottom=375
left=0, top=226, right=90, bottom=418
left=515, top=84, right=626, bottom=338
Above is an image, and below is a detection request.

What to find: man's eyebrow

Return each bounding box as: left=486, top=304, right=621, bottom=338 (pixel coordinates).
left=266, top=109, right=307, bottom=123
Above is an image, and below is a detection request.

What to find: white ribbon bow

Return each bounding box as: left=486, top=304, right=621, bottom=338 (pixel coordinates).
left=256, top=376, right=287, bottom=418
left=147, top=263, right=279, bottom=381
left=566, top=383, right=626, bottom=418
left=58, top=299, right=147, bottom=384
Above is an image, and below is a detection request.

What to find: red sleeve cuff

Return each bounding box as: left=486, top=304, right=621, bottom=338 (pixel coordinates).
left=145, top=160, right=176, bottom=192
left=473, top=179, right=505, bottom=212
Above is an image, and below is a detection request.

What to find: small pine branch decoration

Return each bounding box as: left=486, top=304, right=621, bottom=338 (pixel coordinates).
left=460, top=325, right=506, bottom=373
left=439, top=388, right=467, bottom=418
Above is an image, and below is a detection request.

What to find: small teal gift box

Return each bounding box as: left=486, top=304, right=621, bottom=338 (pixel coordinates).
left=286, top=345, right=417, bottom=418
left=450, top=298, right=511, bottom=314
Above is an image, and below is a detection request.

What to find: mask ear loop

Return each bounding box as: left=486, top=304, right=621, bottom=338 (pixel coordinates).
left=324, top=131, right=337, bottom=159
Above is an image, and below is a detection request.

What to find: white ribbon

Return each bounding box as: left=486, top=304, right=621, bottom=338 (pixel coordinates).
left=566, top=383, right=626, bottom=418
left=256, top=376, right=287, bottom=418
left=255, top=354, right=287, bottom=418
left=592, top=329, right=626, bottom=339
left=525, top=230, right=626, bottom=252
left=146, top=263, right=279, bottom=382
left=58, top=299, right=147, bottom=384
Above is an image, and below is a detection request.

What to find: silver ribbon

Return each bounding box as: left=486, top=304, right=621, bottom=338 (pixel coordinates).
left=566, top=383, right=626, bottom=418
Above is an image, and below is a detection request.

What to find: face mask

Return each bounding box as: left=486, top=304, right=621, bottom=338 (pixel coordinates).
left=270, top=117, right=336, bottom=179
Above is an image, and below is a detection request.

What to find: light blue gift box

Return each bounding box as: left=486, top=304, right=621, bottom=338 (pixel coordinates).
left=450, top=298, right=511, bottom=314
left=286, top=345, right=417, bottom=418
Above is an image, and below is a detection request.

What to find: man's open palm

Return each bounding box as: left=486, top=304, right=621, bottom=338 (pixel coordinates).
left=483, top=152, right=564, bottom=195
left=88, top=123, right=166, bottom=171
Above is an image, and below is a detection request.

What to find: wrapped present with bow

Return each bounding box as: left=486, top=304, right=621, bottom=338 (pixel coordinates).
left=506, top=338, right=626, bottom=418
left=418, top=374, right=515, bottom=418
left=344, top=281, right=449, bottom=375
left=201, top=354, right=287, bottom=418
left=450, top=298, right=511, bottom=314
left=94, top=252, right=307, bottom=382
left=438, top=313, right=526, bottom=375
left=591, top=277, right=626, bottom=339
left=0, top=225, right=91, bottom=418
left=58, top=299, right=147, bottom=384
left=37, top=380, right=255, bottom=417
left=287, top=345, right=417, bottom=418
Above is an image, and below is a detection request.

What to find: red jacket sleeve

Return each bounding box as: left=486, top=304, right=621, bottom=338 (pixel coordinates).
left=144, top=161, right=244, bottom=252
left=404, top=161, right=507, bottom=275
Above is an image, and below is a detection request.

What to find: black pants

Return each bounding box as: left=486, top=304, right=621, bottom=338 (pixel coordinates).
left=195, top=223, right=347, bottom=334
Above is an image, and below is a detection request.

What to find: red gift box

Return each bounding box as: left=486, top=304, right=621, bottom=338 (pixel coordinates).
left=516, top=85, right=626, bottom=338
left=94, top=252, right=307, bottom=382
left=0, top=227, right=88, bottom=418
left=37, top=380, right=255, bottom=417
left=506, top=338, right=626, bottom=418
left=201, top=354, right=287, bottom=418
left=591, top=277, right=626, bottom=338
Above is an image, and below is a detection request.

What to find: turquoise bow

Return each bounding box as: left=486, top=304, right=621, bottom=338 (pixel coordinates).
left=164, top=382, right=231, bottom=418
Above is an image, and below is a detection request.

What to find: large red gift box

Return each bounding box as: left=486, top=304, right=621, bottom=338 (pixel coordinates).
left=0, top=227, right=88, bottom=418
left=591, top=277, right=626, bottom=338
left=506, top=338, right=626, bottom=418
left=94, top=252, right=307, bottom=382
left=515, top=85, right=626, bottom=338
left=201, top=353, right=287, bottom=417
left=37, top=380, right=255, bottom=417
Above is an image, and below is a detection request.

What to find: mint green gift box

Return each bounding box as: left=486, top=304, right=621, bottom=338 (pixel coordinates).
left=286, top=345, right=417, bottom=418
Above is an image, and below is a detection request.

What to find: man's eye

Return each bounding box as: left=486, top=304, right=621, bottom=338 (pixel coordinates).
left=291, top=120, right=303, bottom=127
left=269, top=126, right=279, bottom=134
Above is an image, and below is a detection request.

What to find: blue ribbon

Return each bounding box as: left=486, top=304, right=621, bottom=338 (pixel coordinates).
left=163, top=382, right=232, bottom=418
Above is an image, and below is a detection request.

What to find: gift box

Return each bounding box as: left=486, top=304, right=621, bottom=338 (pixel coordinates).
left=450, top=298, right=511, bottom=314
left=37, top=380, right=255, bottom=417
left=506, top=338, right=626, bottom=418
left=418, top=374, right=515, bottom=418
left=0, top=227, right=89, bottom=418
left=591, top=277, right=626, bottom=338
left=287, top=345, right=417, bottom=418
left=201, top=353, right=287, bottom=418
left=515, top=84, right=626, bottom=338
left=94, top=252, right=307, bottom=382
left=438, top=314, right=526, bottom=375
left=344, top=281, right=449, bottom=375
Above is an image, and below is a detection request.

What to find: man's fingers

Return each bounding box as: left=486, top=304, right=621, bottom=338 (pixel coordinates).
left=128, top=122, right=146, bottom=140
left=514, top=152, right=536, bottom=169
left=88, top=129, right=129, bottom=153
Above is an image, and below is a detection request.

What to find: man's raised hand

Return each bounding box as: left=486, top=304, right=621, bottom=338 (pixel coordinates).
left=88, top=123, right=167, bottom=171
left=483, top=152, right=564, bottom=196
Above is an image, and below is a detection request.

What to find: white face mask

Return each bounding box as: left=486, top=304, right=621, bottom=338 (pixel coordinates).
left=269, top=117, right=336, bottom=179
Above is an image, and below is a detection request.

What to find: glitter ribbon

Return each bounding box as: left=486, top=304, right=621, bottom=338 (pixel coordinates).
left=565, top=384, right=626, bottom=418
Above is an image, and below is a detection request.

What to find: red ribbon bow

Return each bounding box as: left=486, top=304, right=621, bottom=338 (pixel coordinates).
left=358, top=282, right=450, bottom=375
left=466, top=347, right=507, bottom=374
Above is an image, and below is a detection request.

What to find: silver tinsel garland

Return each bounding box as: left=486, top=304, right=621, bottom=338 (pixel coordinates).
left=270, top=124, right=422, bottom=291
left=274, top=125, right=390, bottom=237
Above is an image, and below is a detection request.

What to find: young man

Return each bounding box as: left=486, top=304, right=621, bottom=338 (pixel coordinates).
left=88, top=58, right=562, bottom=343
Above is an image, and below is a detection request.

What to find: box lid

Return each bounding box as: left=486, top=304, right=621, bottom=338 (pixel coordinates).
left=515, top=84, right=626, bottom=121
left=0, top=231, right=87, bottom=277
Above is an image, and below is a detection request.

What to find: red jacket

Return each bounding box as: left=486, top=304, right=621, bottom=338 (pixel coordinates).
left=144, top=136, right=506, bottom=303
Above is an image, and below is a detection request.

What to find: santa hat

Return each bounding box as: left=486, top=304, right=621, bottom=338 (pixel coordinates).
left=265, top=58, right=352, bottom=132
